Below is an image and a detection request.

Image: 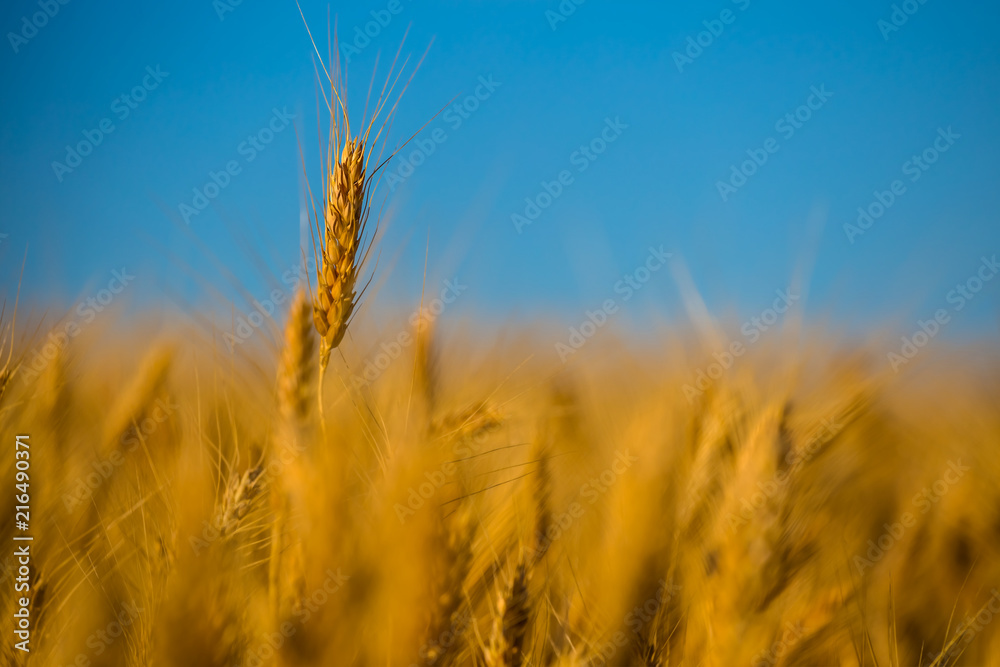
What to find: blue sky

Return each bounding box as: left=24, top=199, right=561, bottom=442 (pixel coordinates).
left=1, top=0, right=999, bottom=338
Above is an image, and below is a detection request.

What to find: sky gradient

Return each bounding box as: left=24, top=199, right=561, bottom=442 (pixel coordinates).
left=2, top=0, right=999, bottom=339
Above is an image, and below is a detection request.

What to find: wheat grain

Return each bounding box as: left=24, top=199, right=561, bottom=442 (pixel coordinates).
left=313, top=139, right=367, bottom=372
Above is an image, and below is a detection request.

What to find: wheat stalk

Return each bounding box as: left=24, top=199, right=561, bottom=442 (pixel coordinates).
left=269, top=289, right=317, bottom=624
left=414, top=306, right=439, bottom=427
left=302, top=24, right=428, bottom=428
left=279, top=288, right=316, bottom=432
left=311, top=132, right=374, bottom=439
left=313, top=139, right=367, bottom=370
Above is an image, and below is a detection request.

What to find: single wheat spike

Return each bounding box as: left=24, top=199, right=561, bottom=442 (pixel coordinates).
left=303, top=24, right=421, bottom=420
left=314, top=138, right=366, bottom=371
left=312, top=137, right=369, bottom=433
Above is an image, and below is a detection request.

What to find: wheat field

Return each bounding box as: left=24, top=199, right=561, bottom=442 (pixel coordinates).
left=2, top=285, right=1000, bottom=666
left=3, top=29, right=1000, bottom=667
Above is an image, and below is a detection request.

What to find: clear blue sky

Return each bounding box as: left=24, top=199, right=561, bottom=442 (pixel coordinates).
left=1, top=0, right=999, bottom=337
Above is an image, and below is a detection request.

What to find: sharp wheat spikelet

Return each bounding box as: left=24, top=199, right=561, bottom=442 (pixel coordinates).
left=313, top=138, right=367, bottom=372
left=303, top=26, right=426, bottom=421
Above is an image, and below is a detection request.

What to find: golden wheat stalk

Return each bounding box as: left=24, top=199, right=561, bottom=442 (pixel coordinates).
left=269, top=289, right=316, bottom=624
left=300, top=22, right=431, bottom=427
left=414, top=306, right=439, bottom=427
left=313, top=139, right=366, bottom=371
left=310, top=112, right=377, bottom=436
left=279, top=288, right=317, bottom=430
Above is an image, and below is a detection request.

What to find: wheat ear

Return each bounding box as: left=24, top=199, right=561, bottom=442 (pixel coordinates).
left=279, top=288, right=316, bottom=433
left=313, top=138, right=368, bottom=428
left=483, top=561, right=531, bottom=667
left=270, top=289, right=316, bottom=622
left=413, top=307, right=439, bottom=428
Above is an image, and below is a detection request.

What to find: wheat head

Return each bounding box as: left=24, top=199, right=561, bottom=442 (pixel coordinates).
left=313, top=138, right=367, bottom=371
